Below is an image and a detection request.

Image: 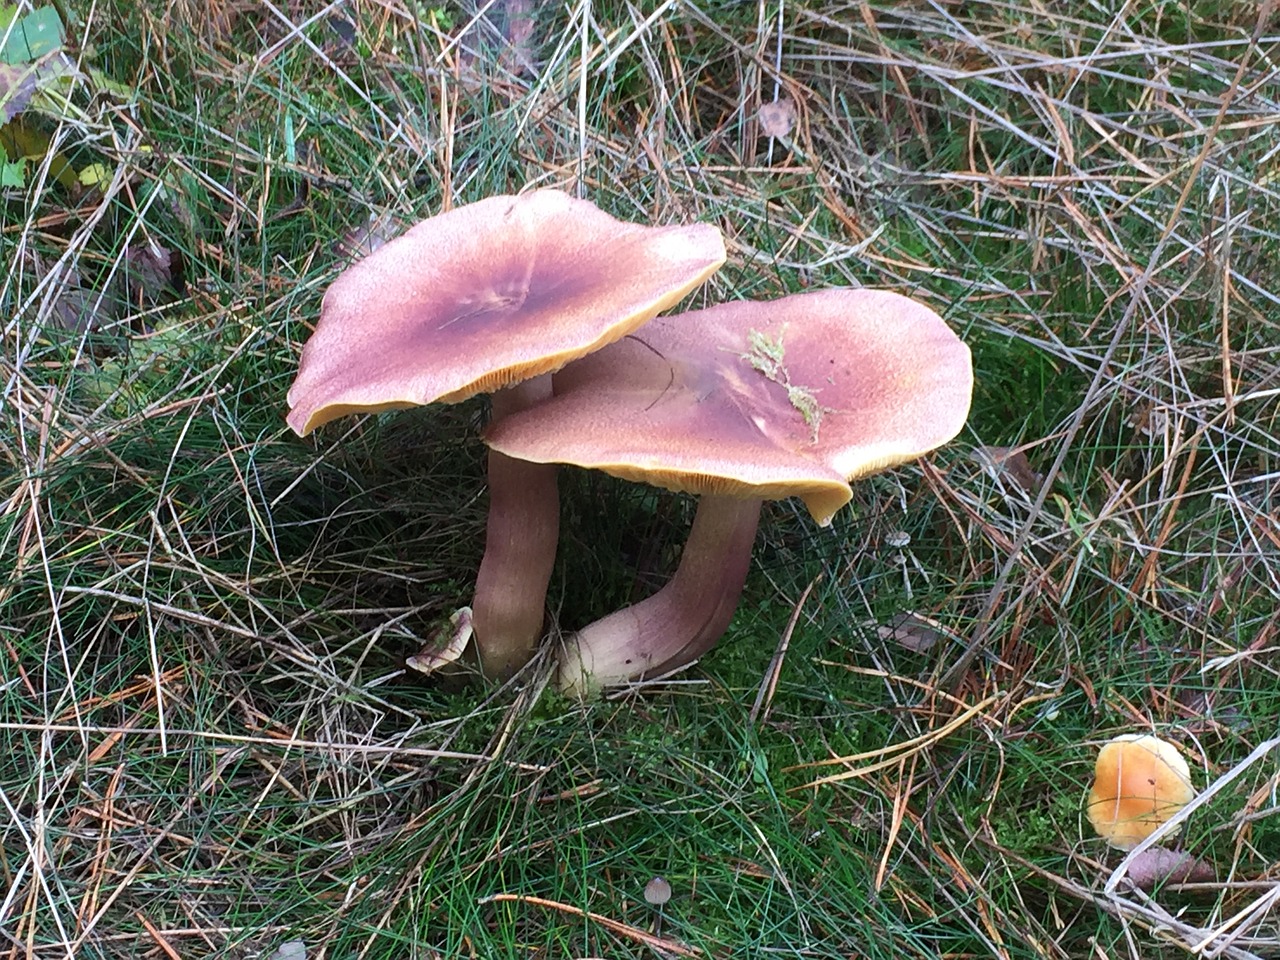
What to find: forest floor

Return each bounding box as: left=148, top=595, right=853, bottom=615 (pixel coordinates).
left=2, top=1, right=1279, bottom=958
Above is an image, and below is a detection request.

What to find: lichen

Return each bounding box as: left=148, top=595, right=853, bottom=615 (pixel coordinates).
left=742, top=328, right=832, bottom=443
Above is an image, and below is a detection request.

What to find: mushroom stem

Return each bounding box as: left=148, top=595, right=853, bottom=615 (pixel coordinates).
left=558, top=496, right=763, bottom=696
left=472, top=376, right=559, bottom=681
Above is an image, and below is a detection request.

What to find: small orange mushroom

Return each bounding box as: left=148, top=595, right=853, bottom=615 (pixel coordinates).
left=1086, top=734, right=1196, bottom=850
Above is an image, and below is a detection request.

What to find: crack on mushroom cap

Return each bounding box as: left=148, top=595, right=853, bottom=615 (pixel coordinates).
left=286, top=190, right=726, bottom=435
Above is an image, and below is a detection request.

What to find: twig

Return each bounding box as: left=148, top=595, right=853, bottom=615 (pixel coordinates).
left=787, top=694, right=1002, bottom=790
left=750, top=575, right=819, bottom=725
left=0, top=722, right=549, bottom=769
left=479, top=893, right=703, bottom=957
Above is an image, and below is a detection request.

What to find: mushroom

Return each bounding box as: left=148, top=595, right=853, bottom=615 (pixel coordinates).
left=1086, top=734, right=1196, bottom=850
left=643, top=876, right=672, bottom=936
left=286, top=190, right=726, bottom=680
left=484, top=288, right=973, bottom=694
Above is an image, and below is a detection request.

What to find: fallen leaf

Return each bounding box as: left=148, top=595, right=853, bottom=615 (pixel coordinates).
left=758, top=97, right=796, bottom=139
left=326, top=14, right=356, bottom=49
left=878, top=611, right=959, bottom=653
left=972, top=445, right=1042, bottom=494
left=456, top=0, right=539, bottom=78
left=335, top=210, right=404, bottom=260
left=0, top=62, right=35, bottom=122
left=1125, top=847, right=1214, bottom=890
left=269, top=940, right=306, bottom=960
left=498, top=0, right=538, bottom=76
left=406, top=607, right=473, bottom=675
left=78, top=161, right=110, bottom=187
left=1, top=114, right=79, bottom=188
left=0, top=154, right=21, bottom=186
left=124, top=241, right=176, bottom=301
left=25, top=255, right=99, bottom=332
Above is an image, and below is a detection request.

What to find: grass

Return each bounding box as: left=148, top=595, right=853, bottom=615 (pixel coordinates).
left=3, top=0, right=1280, bottom=957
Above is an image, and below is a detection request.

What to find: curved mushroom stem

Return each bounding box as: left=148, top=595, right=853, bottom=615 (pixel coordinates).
left=472, top=377, right=559, bottom=681
left=558, top=496, right=763, bottom=696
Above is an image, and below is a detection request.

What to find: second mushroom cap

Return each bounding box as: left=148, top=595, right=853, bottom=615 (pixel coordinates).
left=484, top=288, right=974, bottom=524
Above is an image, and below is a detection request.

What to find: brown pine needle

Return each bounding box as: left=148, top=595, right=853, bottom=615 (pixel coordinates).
left=478, top=893, right=703, bottom=958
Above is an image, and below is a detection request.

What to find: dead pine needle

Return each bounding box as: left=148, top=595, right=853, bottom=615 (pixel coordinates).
left=478, top=893, right=703, bottom=957
left=750, top=575, right=820, bottom=725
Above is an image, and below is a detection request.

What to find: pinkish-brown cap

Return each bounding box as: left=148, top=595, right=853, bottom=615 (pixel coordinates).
left=286, top=190, right=726, bottom=435
left=484, top=288, right=973, bottom=525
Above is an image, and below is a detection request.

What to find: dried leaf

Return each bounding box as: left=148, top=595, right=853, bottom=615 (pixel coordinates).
left=326, top=14, right=356, bottom=49
left=125, top=241, right=176, bottom=301
left=1125, top=847, right=1214, bottom=890
left=406, top=607, right=473, bottom=675
left=456, top=0, right=540, bottom=81
left=26, top=255, right=107, bottom=333
left=0, top=62, right=35, bottom=122
left=334, top=210, right=404, bottom=260
left=878, top=611, right=959, bottom=653
left=972, top=445, right=1042, bottom=494
left=269, top=940, right=306, bottom=960
left=498, top=0, right=539, bottom=76
left=758, top=97, right=796, bottom=139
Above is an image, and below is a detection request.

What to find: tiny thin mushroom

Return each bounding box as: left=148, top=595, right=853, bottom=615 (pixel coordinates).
left=644, top=876, right=672, bottom=906
left=644, top=876, right=672, bottom=937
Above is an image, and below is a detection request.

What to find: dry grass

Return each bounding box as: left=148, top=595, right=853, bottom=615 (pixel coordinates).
left=2, top=0, right=1279, bottom=957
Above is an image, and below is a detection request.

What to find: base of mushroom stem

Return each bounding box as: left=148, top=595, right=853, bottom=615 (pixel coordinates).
left=557, top=495, right=764, bottom=696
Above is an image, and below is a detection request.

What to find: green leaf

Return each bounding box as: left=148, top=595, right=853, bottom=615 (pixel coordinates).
left=78, top=161, right=109, bottom=187
left=0, top=117, right=77, bottom=188
left=1, top=5, right=65, bottom=65
left=0, top=154, right=23, bottom=187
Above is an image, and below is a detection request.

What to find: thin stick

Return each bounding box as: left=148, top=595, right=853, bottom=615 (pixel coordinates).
left=593, top=0, right=680, bottom=75
left=136, top=912, right=183, bottom=960
left=750, top=575, right=819, bottom=725
left=576, top=0, right=591, bottom=197
left=0, top=722, right=548, bottom=769
left=766, top=0, right=784, bottom=166
left=789, top=695, right=1001, bottom=790
left=479, top=893, right=702, bottom=957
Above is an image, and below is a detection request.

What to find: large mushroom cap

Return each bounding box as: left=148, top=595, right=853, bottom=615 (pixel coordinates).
left=1086, top=734, right=1196, bottom=850
left=286, top=190, right=726, bottom=435
left=484, top=288, right=973, bottom=525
